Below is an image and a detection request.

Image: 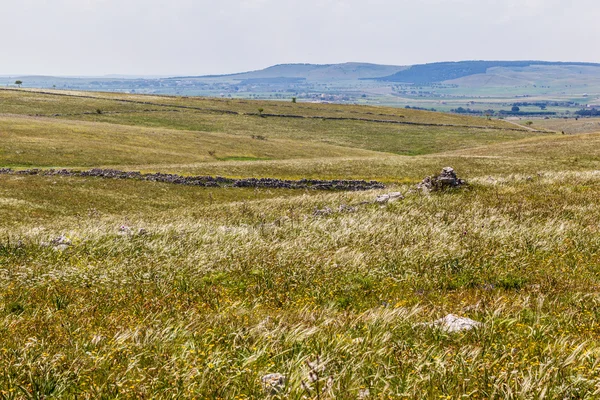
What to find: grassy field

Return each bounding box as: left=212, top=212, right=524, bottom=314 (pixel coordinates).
left=531, top=117, right=600, bottom=135
left=0, top=115, right=383, bottom=168
left=0, top=89, right=542, bottom=159
left=2, top=89, right=600, bottom=398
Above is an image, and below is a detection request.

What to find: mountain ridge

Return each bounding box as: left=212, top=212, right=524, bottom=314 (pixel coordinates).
left=175, top=62, right=408, bottom=81
left=174, top=60, right=600, bottom=84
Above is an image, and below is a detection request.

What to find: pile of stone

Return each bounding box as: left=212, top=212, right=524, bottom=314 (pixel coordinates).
left=416, top=167, right=466, bottom=192
left=422, top=314, right=482, bottom=333
left=0, top=168, right=385, bottom=192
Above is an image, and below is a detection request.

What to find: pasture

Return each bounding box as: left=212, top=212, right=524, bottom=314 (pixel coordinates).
left=2, top=89, right=600, bottom=398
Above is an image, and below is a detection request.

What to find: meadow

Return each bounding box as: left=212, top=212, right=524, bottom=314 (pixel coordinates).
left=2, top=88, right=600, bottom=398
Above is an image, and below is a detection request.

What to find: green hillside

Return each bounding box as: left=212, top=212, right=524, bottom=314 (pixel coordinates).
left=0, top=89, right=541, bottom=164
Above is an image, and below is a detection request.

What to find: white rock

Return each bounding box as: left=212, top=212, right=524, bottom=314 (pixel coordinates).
left=49, top=235, right=72, bottom=250
left=375, top=192, right=404, bottom=204
left=118, top=225, right=132, bottom=235
left=52, top=244, right=71, bottom=252
left=261, top=373, right=286, bottom=394
left=51, top=235, right=72, bottom=246
left=428, top=314, right=482, bottom=333
left=313, top=207, right=333, bottom=216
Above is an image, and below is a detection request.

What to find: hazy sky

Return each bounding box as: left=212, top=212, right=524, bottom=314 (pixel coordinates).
left=3, top=0, right=599, bottom=76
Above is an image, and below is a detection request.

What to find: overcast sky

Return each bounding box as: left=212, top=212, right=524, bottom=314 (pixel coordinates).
left=2, top=0, right=599, bottom=76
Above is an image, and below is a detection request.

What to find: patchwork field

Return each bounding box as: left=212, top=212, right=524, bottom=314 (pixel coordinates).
left=2, top=88, right=600, bottom=398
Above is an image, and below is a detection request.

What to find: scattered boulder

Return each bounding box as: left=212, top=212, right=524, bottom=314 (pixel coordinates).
left=261, top=373, right=286, bottom=395
left=48, top=235, right=72, bottom=251
left=50, top=235, right=71, bottom=246
left=417, top=167, right=466, bottom=192
left=118, top=225, right=132, bottom=236
left=313, top=207, right=333, bottom=216
left=375, top=192, right=404, bottom=204
left=338, top=204, right=358, bottom=213
left=426, top=314, right=482, bottom=333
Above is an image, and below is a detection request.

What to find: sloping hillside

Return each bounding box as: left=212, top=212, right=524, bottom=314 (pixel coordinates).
left=0, top=88, right=543, bottom=160
left=0, top=115, right=382, bottom=168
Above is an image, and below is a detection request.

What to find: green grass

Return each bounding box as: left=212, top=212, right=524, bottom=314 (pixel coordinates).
left=71, top=112, right=543, bottom=156
left=113, top=133, right=600, bottom=182
left=0, top=88, right=518, bottom=128
left=532, top=117, right=600, bottom=134
left=1, top=88, right=545, bottom=158
left=2, top=89, right=600, bottom=398
left=0, top=115, right=380, bottom=168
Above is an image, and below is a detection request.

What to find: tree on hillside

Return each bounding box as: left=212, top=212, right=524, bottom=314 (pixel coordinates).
left=511, top=106, right=520, bottom=113
left=15, top=80, right=22, bottom=87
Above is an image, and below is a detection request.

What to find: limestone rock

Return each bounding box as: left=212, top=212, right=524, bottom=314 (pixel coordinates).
left=48, top=235, right=72, bottom=251
left=50, top=235, right=71, bottom=246
left=417, top=167, right=466, bottom=192
left=428, top=314, right=482, bottom=333
left=261, top=373, right=286, bottom=394
left=313, top=207, right=333, bottom=216
left=375, top=192, right=404, bottom=204
left=338, top=204, right=358, bottom=213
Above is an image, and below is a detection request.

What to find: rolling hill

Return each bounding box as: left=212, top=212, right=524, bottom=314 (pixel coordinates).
left=182, top=62, right=408, bottom=82
left=185, top=60, right=600, bottom=85
left=4, top=61, right=600, bottom=113
left=4, top=88, right=600, bottom=397
left=374, top=60, right=600, bottom=84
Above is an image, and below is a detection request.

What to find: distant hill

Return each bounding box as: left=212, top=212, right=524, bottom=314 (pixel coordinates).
left=375, top=60, right=600, bottom=84
left=177, top=60, right=600, bottom=86
left=5, top=60, right=600, bottom=110
left=182, top=63, right=408, bottom=81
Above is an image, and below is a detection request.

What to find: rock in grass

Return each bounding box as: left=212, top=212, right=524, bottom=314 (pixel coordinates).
left=428, top=314, right=482, bottom=333
left=417, top=167, right=466, bottom=193
left=47, top=235, right=72, bottom=251
left=50, top=235, right=71, bottom=246
left=375, top=192, right=404, bottom=204
left=338, top=204, right=358, bottom=213
left=118, top=225, right=132, bottom=235
left=261, top=373, right=286, bottom=394
left=313, top=207, right=333, bottom=216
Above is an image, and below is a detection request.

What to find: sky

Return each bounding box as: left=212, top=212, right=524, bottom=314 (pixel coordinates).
left=2, top=0, right=599, bottom=76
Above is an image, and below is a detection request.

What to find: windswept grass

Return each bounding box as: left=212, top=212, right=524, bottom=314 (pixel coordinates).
left=2, top=172, right=600, bottom=397
left=2, top=89, right=600, bottom=398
